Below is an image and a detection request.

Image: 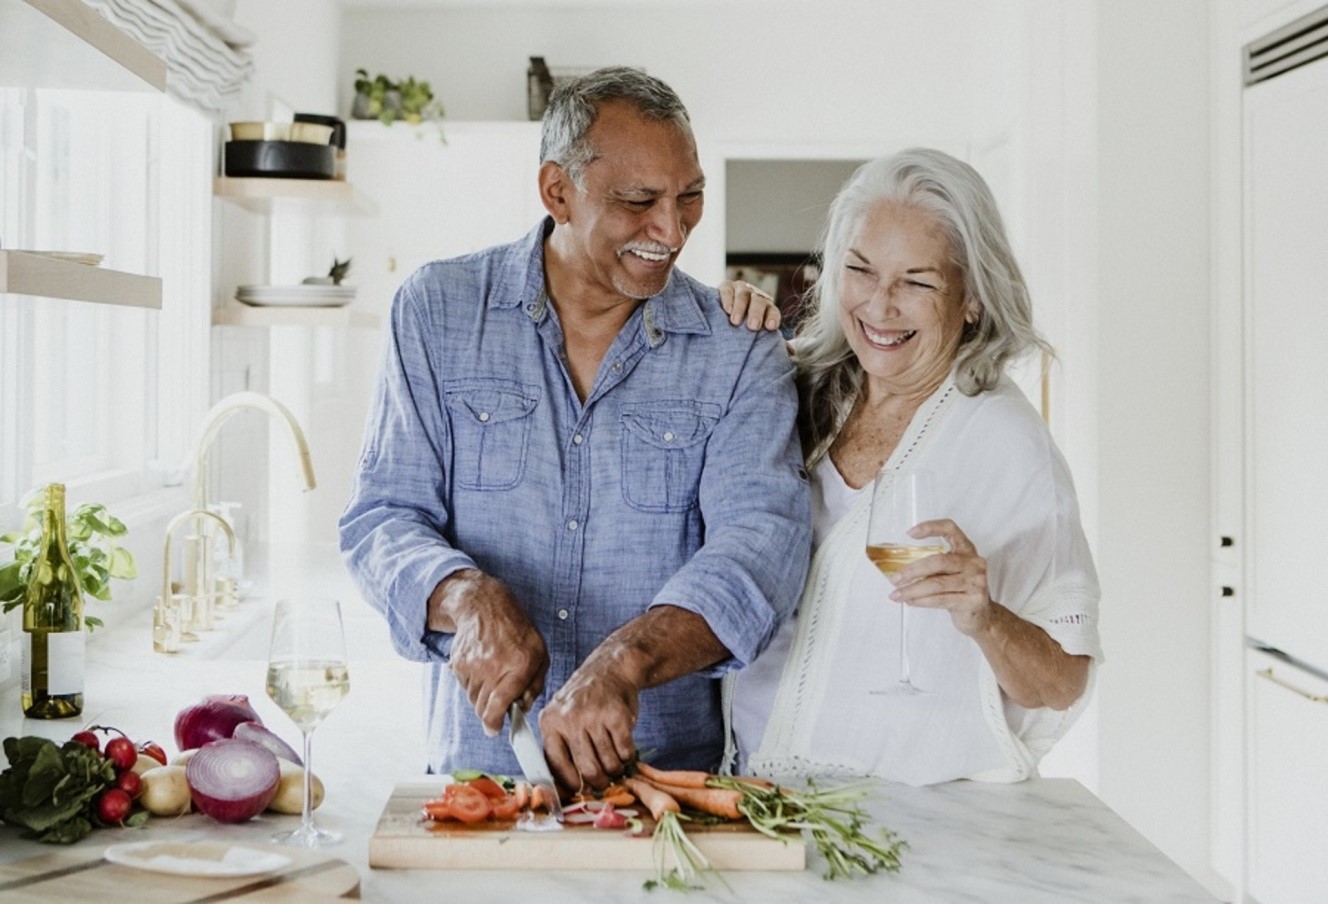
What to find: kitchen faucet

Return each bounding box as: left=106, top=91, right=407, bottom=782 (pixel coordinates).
left=171, top=392, right=317, bottom=643
left=191, top=391, right=317, bottom=512
left=155, top=508, right=234, bottom=653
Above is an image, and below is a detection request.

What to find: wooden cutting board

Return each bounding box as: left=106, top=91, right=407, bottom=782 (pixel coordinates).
left=369, top=782, right=806, bottom=871
left=0, top=843, right=359, bottom=902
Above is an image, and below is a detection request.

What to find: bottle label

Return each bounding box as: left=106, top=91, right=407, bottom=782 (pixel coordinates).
left=20, top=633, right=30, bottom=695
left=46, top=631, right=85, bottom=695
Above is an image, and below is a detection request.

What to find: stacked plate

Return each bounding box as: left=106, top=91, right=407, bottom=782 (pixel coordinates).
left=236, top=284, right=356, bottom=308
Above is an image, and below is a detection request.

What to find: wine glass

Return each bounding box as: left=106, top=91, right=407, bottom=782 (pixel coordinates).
left=865, top=468, right=947, bottom=695
left=265, top=596, right=350, bottom=846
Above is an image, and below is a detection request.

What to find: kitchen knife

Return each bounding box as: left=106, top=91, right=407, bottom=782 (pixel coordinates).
left=508, top=702, right=564, bottom=824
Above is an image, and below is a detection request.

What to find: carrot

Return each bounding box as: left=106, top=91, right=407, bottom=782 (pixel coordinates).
left=624, top=776, right=681, bottom=822
left=602, top=791, right=635, bottom=807
left=634, top=761, right=713, bottom=790
left=643, top=778, right=743, bottom=821
left=727, top=775, right=776, bottom=791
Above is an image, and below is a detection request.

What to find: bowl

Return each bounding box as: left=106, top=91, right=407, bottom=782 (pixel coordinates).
left=223, top=141, right=335, bottom=179
left=294, top=113, right=346, bottom=149
left=289, top=122, right=334, bottom=145
left=228, top=121, right=290, bottom=141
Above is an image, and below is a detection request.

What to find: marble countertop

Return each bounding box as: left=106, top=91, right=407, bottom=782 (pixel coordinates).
left=0, top=546, right=1214, bottom=902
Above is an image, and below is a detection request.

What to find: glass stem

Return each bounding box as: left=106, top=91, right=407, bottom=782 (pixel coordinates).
left=301, top=729, right=314, bottom=836
left=899, top=603, right=911, bottom=685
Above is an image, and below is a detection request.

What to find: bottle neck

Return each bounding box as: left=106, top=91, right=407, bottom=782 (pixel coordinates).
left=41, top=484, right=69, bottom=552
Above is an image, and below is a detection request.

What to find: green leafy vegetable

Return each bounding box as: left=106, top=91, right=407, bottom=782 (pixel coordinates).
left=0, top=736, right=117, bottom=843
left=644, top=810, right=731, bottom=893
left=712, top=776, right=905, bottom=880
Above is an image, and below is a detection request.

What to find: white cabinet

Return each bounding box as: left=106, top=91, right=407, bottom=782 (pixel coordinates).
left=1242, top=54, right=1328, bottom=669
left=1246, top=649, right=1328, bottom=904
left=344, top=121, right=545, bottom=318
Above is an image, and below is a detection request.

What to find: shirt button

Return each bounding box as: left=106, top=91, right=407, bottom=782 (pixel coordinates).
left=566, top=519, right=579, bottom=531
left=663, top=431, right=675, bottom=442
left=611, top=360, right=622, bottom=373
left=478, top=412, right=491, bottom=423
left=573, top=433, right=584, bottom=445
left=557, top=608, right=569, bottom=620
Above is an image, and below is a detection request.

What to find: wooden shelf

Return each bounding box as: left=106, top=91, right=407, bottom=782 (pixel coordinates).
left=213, top=302, right=380, bottom=329
left=0, top=250, right=161, bottom=309
left=0, top=0, right=166, bottom=92
left=214, top=177, right=378, bottom=217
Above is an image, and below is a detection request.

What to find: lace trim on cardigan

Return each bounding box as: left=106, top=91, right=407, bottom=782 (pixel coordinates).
left=747, top=378, right=960, bottom=773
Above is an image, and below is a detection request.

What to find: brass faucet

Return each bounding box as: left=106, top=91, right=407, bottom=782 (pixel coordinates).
left=155, top=508, right=235, bottom=653
left=156, top=392, right=317, bottom=652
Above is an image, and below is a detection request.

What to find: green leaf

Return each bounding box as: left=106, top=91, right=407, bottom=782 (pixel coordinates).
left=108, top=547, right=136, bottom=579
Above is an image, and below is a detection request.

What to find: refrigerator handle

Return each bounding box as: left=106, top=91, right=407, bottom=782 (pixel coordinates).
left=1256, top=667, right=1328, bottom=704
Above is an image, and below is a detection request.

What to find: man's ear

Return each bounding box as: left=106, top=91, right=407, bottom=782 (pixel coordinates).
left=539, top=161, right=573, bottom=224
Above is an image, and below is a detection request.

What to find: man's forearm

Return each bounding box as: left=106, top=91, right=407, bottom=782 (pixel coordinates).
left=583, top=604, right=731, bottom=691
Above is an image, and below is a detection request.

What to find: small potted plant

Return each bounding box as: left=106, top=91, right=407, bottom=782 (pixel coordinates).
left=352, top=69, right=446, bottom=140
left=0, top=492, right=138, bottom=630
left=352, top=69, right=400, bottom=123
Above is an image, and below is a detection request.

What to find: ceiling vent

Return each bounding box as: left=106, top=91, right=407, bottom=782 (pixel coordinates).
left=1245, top=4, right=1328, bottom=86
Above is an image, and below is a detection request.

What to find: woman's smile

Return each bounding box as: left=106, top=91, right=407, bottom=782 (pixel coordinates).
left=859, top=321, right=917, bottom=349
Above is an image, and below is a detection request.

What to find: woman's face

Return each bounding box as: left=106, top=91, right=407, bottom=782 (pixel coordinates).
left=837, top=200, right=971, bottom=398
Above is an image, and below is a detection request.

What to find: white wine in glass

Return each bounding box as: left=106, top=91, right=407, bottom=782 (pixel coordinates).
left=865, top=468, right=946, bottom=695
left=266, top=597, right=349, bottom=847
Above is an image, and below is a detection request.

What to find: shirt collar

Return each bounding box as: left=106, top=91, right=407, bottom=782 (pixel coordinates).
left=494, top=217, right=713, bottom=341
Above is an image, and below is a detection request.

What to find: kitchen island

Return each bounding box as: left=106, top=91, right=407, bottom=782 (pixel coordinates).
left=0, top=550, right=1213, bottom=901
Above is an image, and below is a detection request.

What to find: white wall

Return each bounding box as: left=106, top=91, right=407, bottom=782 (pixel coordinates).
left=1086, top=0, right=1215, bottom=889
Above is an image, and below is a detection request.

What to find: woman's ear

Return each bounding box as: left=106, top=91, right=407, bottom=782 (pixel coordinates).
left=539, top=161, right=573, bottom=224
left=964, top=301, right=981, bottom=325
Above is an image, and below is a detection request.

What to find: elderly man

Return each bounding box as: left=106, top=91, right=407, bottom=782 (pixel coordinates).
left=340, top=67, right=810, bottom=790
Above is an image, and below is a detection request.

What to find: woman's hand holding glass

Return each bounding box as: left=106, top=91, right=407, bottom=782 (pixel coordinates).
left=886, top=518, right=996, bottom=637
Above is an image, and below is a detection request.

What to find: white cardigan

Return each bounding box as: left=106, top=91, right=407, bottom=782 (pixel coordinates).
left=726, top=372, right=1103, bottom=783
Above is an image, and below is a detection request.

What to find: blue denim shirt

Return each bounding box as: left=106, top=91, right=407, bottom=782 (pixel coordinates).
left=340, top=219, right=811, bottom=776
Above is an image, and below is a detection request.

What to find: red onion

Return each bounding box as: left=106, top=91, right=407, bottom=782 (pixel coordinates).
left=185, top=739, right=280, bottom=823
left=174, top=694, right=262, bottom=751
left=233, top=721, right=303, bottom=766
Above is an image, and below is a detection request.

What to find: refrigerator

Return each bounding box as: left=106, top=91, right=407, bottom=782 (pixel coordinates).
left=1241, top=16, right=1328, bottom=903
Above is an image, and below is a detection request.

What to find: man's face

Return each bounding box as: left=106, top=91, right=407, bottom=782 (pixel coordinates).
left=560, top=101, right=705, bottom=301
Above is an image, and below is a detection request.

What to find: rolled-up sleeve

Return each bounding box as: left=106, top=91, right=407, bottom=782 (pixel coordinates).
left=339, top=276, right=475, bottom=662
left=650, top=331, right=811, bottom=672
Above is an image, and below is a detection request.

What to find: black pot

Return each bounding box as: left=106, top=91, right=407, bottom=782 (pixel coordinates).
left=224, top=140, right=335, bottom=179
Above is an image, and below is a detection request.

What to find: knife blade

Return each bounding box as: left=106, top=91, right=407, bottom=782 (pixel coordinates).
left=508, top=702, right=563, bottom=823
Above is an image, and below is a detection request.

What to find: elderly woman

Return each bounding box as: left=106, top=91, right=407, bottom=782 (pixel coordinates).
left=721, top=147, right=1102, bottom=785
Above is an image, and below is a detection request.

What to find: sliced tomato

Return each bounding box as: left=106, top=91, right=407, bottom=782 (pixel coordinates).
left=490, top=793, right=522, bottom=820
left=444, top=784, right=491, bottom=823
left=465, top=776, right=507, bottom=799
left=421, top=800, right=453, bottom=821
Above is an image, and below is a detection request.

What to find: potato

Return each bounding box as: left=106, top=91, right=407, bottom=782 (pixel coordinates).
left=139, top=765, right=192, bottom=816
left=267, top=759, right=324, bottom=814
left=170, top=748, right=198, bottom=767
left=130, top=752, right=164, bottom=776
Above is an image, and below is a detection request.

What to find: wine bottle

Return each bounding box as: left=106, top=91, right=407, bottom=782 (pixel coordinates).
left=20, top=483, right=86, bottom=719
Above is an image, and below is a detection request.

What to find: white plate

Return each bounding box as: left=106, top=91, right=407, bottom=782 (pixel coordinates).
left=238, top=284, right=356, bottom=297
left=24, top=250, right=104, bottom=266
left=103, top=841, right=291, bottom=878
left=236, top=294, right=353, bottom=308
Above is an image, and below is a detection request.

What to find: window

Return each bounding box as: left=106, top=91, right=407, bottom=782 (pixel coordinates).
left=0, top=88, right=211, bottom=525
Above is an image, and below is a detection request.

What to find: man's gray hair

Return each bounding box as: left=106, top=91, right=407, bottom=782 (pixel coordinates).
left=539, top=66, right=691, bottom=187
left=793, top=147, right=1053, bottom=467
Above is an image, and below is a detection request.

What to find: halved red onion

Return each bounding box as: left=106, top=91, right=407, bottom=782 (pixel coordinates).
left=233, top=721, right=303, bottom=766
left=174, top=694, right=262, bottom=751
left=185, top=739, right=280, bottom=823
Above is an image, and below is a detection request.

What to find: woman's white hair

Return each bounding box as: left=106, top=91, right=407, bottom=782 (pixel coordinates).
left=793, top=147, right=1052, bottom=467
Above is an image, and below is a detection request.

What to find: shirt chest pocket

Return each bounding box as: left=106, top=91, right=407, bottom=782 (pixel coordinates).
left=444, top=382, right=539, bottom=491
left=620, top=401, right=721, bottom=512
